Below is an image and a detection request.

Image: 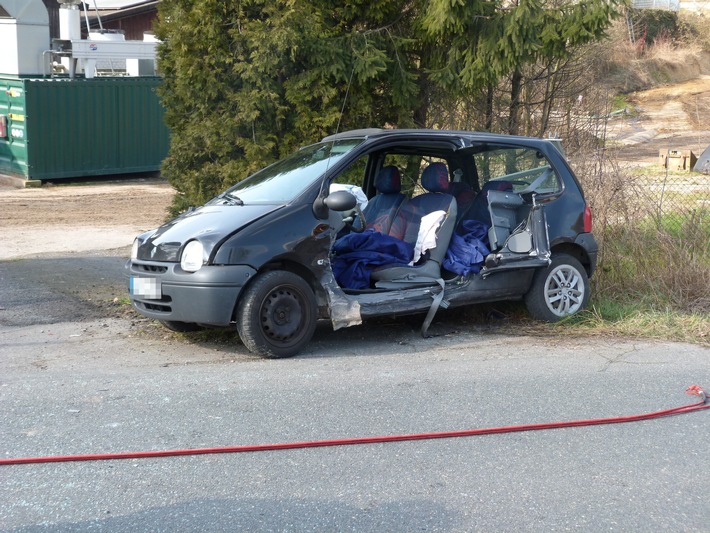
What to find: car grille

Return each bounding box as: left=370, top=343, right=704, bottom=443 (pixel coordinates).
left=134, top=264, right=168, bottom=274
left=136, top=296, right=172, bottom=314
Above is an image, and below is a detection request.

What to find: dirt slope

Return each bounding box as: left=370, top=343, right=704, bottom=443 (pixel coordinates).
left=609, top=75, right=710, bottom=165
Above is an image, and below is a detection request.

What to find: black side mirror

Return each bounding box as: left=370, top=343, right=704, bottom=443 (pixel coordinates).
left=313, top=190, right=358, bottom=219
left=323, top=190, right=357, bottom=212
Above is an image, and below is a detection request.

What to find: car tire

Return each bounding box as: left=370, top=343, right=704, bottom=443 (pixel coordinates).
left=236, top=270, right=317, bottom=358
left=159, top=320, right=205, bottom=332
left=524, top=253, right=589, bottom=322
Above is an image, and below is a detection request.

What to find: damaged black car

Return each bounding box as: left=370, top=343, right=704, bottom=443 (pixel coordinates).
left=126, top=129, right=598, bottom=358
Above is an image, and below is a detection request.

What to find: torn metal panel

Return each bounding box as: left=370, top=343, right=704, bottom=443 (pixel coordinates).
left=481, top=201, right=551, bottom=277
left=320, top=269, right=362, bottom=330
left=349, top=284, right=447, bottom=318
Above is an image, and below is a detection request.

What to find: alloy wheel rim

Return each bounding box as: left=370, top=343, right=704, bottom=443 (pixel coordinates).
left=544, top=265, right=584, bottom=317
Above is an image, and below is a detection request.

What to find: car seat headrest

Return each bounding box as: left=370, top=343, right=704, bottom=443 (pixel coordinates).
left=421, top=162, right=449, bottom=194
left=375, top=166, right=401, bottom=194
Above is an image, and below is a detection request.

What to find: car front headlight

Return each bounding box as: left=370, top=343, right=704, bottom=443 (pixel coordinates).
left=180, top=240, right=205, bottom=272
left=131, top=238, right=140, bottom=261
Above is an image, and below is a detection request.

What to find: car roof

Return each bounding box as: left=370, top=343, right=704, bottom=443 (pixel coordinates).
left=321, top=128, right=553, bottom=147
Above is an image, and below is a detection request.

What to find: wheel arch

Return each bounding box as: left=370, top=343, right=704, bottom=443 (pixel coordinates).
left=232, top=259, right=327, bottom=322
left=550, top=242, right=592, bottom=277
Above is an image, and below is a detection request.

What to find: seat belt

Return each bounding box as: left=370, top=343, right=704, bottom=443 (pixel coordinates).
left=421, top=278, right=448, bottom=338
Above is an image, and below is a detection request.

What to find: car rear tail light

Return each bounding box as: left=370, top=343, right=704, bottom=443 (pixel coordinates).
left=583, top=205, right=593, bottom=233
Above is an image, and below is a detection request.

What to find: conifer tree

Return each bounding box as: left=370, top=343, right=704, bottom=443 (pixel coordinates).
left=423, top=0, right=625, bottom=134
left=155, top=0, right=624, bottom=212
left=155, top=0, right=421, bottom=212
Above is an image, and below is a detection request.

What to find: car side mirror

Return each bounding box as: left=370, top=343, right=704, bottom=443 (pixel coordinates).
left=313, top=190, right=358, bottom=219
left=323, top=190, right=357, bottom=212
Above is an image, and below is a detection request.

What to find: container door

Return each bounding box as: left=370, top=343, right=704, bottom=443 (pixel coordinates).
left=0, top=81, right=29, bottom=177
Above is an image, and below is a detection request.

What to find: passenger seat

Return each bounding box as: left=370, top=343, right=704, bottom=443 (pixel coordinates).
left=372, top=162, right=457, bottom=282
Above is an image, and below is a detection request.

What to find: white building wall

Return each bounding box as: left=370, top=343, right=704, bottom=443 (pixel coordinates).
left=632, top=0, right=710, bottom=9
left=0, top=19, right=50, bottom=75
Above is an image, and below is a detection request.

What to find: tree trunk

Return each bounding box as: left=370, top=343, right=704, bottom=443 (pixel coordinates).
left=412, top=65, right=430, bottom=128
left=413, top=98, right=428, bottom=129
left=508, top=68, right=522, bottom=135
left=539, top=63, right=554, bottom=138
left=485, top=83, right=494, bottom=131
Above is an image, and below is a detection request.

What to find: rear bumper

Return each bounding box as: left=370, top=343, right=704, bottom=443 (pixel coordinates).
left=125, top=260, right=257, bottom=326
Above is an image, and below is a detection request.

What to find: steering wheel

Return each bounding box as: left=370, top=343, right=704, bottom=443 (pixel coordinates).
left=343, top=205, right=367, bottom=233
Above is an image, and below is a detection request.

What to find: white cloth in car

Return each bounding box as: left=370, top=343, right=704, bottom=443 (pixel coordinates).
left=410, top=210, right=446, bottom=265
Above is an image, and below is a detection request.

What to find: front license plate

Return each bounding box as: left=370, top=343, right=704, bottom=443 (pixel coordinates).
left=130, top=277, right=162, bottom=299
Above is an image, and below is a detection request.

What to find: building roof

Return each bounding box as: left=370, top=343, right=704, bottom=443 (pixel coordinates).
left=83, top=0, right=158, bottom=24
left=85, top=0, right=153, bottom=9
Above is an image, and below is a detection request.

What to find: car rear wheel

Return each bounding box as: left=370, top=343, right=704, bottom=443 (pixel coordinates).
left=524, top=253, right=589, bottom=322
left=236, top=270, right=317, bottom=358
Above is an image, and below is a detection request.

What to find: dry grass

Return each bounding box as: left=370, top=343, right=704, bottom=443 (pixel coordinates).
left=548, top=305, right=710, bottom=347
left=601, top=17, right=710, bottom=93
left=570, top=135, right=710, bottom=313
left=597, top=221, right=710, bottom=311
left=457, top=301, right=710, bottom=347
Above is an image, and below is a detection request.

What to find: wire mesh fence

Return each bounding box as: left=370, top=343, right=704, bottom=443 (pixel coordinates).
left=569, top=144, right=710, bottom=312
left=634, top=166, right=710, bottom=234
left=571, top=149, right=710, bottom=235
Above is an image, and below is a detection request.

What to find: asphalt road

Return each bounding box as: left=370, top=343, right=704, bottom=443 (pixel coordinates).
left=1, top=253, right=709, bottom=532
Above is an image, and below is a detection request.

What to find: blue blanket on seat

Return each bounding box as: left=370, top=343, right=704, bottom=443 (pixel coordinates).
left=332, top=229, right=414, bottom=289
left=444, top=219, right=490, bottom=276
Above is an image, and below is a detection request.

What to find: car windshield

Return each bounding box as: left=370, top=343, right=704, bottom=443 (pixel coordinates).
left=215, top=139, right=365, bottom=204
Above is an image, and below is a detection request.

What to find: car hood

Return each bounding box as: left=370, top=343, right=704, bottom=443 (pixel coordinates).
left=136, top=204, right=283, bottom=262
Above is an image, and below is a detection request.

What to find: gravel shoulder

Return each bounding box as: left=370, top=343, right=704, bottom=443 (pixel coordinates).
left=609, top=74, right=710, bottom=165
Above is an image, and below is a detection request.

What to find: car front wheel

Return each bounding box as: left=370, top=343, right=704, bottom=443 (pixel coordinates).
left=236, top=270, right=317, bottom=358
left=524, top=253, right=589, bottom=322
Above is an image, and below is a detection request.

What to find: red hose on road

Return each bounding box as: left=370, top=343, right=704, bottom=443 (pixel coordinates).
left=2, top=385, right=708, bottom=466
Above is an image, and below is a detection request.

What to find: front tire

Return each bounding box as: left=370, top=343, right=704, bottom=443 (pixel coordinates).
left=236, top=270, right=317, bottom=358
left=524, top=254, right=589, bottom=322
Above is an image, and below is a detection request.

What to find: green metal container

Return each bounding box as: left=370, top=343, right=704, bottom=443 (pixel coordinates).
left=0, top=76, right=169, bottom=180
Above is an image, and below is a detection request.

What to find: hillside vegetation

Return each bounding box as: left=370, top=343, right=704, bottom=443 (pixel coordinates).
left=554, top=10, right=710, bottom=343
left=602, top=9, right=710, bottom=92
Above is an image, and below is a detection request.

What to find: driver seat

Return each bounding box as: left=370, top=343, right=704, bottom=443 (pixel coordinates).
left=357, top=166, right=406, bottom=234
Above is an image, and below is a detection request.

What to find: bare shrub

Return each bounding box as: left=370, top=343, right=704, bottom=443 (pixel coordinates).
left=551, top=38, right=710, bottom=315
left=598, top=216, right=710, bottom=312
left=597, top=15, right=710, bottom=94
left=572, top=130, right=710, bottom=313
left=678, top=10, right=710, bottom=55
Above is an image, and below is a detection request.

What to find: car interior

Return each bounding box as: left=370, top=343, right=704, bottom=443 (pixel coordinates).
left=330, top=143, right=561, bottom=291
